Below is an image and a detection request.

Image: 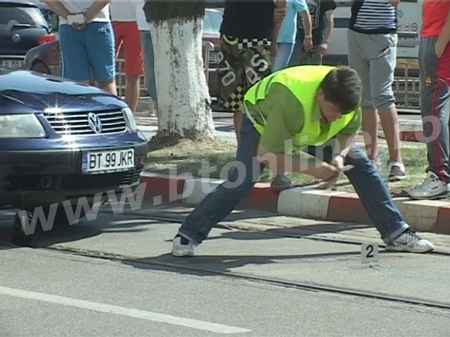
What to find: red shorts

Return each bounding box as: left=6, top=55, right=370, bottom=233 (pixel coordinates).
left=112, top=21, right=144, bottom=76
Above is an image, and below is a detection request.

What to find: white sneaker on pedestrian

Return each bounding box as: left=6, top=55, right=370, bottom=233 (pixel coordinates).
left=386, top=229, right=434, bottom=253
left=408, top=171, right=449, bottom=200
left=388, top=162, right=406, bottom=181
left=172, top=235, right=195, bottom=257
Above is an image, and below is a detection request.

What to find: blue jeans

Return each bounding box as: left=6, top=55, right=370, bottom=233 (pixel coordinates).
left=140, top=30, right=157, bottom=106
left=273, top=43, right=295, bottom=71
left=178, top=118, right=408, bottom=245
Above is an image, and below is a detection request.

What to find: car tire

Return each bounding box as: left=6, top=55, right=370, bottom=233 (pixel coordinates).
left=11, top=205, right=88, bottom=246
left=31, top=61, right=51, bottom=74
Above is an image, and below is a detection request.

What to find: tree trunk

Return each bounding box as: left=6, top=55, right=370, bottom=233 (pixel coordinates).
left=144, top=1, right=215, bottom=144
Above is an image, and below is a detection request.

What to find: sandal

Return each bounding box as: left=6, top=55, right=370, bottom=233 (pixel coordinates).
left=270, top=174, right=291, bottom=192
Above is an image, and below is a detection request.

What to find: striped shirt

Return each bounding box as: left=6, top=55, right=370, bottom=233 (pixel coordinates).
left=349, top=0, right=397, bottom=34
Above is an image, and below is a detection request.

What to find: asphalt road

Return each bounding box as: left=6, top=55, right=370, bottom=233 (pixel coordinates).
left=1, top=206, right=449, bottom=337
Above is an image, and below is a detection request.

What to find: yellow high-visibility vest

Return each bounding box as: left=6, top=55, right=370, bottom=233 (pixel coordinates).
left=244, top=66, right=357, bottom=147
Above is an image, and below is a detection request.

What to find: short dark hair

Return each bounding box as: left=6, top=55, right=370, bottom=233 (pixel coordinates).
left=320, top=66, right=362, bottom=114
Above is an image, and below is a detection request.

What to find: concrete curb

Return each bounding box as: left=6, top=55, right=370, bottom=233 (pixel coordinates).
left=140, top=172, right=450, bottom=235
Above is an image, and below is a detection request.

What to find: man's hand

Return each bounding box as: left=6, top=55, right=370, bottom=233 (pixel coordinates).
left=303, top=37, right=313, bottom=52
left=331, top=154, right=345, bottom=170
left=319, top=42, right=329, bottom=56
left=308, top=162, right=341, bottom=181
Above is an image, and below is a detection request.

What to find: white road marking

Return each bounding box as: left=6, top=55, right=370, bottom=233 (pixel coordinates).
left=0, top=286, right=250, bottom=334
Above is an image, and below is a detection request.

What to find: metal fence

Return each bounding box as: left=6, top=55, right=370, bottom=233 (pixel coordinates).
left=394, top=62, right=421, bottom=111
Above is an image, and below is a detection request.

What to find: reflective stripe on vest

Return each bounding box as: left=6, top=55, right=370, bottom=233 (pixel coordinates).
left=244, top=66, right=357, bottom=147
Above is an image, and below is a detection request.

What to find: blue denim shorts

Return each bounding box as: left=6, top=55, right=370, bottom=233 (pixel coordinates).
left=59, top=22, right=116, bottom=82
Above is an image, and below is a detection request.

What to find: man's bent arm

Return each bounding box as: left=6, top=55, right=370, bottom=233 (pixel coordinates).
left=333, top=132, right=357, bottom=158
left=256, top=145, right=339, bottom=181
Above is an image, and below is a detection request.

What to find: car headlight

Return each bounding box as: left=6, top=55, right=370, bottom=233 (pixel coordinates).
left=0, top=114, right=46, bottom=138
left=122, top=107, right=138, bottom=132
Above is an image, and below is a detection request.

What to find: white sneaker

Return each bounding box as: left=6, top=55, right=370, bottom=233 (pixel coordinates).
left=408, top=171, right=449, bottom=200
left=172, top=236, right=195, bottom=257
left=388, top=162, right=406, bottom=181
left=386, top=229, right=434, bottom=253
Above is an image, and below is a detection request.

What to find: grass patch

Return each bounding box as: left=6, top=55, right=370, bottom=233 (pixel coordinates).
left=145, top=139, right=430, bottom=197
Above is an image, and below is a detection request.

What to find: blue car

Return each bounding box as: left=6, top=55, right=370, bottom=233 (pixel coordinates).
left=0, top=68, right=149, bottom=240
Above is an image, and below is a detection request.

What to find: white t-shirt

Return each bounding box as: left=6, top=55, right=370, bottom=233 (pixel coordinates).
left=59, top=0, right=110, bottom=24
left=110, top=0, right=137, bottom=22
left=135, top=0, right=151, bottom=31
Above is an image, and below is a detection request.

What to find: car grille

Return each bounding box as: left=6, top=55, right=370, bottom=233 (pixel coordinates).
left=44, top=109, right=127, bottom=135
left=5, top=167, right=143, bottom=192
left=61, top=168, right=143, bottom=189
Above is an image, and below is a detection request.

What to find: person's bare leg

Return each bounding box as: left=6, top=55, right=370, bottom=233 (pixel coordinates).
left=379, top=106, right=402, bottom=162
left=361, top=107, right=379, bottom=160
left=96, top=78, right=117, bottom=96
left=124, top=74, right=140, bottom=113
left=234, top=111, right=243, bottom=141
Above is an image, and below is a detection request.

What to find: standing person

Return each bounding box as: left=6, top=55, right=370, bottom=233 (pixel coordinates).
left=171, top=65, right=434, bottom=257
left=347, top=0, right=405, bottom=182
left=110, top=0, right=143, bottom=113
left=135, top=0, right=158, bottom=116
left=217, top=0, right=286, bottom=141
left=290, top=0, right=336, bottom=66
left=271, top=0, right=312, bottom=192
left=272, top=0, right=312, bottom=71
left=408, top=1, right=450, bottom=200
left=44, top=0, right=117, bottom=95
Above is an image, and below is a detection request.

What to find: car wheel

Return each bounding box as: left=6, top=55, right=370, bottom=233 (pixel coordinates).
left=11, top=205, right=88, bottom=245
left=11, top=211, right=33, bottom=247
left=31, top=61, right=51, bottom=74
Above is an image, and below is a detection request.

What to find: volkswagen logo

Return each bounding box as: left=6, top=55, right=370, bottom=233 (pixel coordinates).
left=12, top=34, right=20, bottom=43
left=87, top=112, right=102, bottom=133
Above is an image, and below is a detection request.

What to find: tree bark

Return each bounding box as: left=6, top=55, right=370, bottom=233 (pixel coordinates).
left=144, top=1, right=215, bottom=143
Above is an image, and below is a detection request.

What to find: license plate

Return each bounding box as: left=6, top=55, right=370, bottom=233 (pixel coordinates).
left=82, top=148, right=135, bottom=174
left=0, top=59, right=24, bottom=68
left=209, top=51, right=221, bottom=64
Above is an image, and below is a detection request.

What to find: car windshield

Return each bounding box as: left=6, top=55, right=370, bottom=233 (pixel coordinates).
left=0, top=5, right=48, bottom=28
left=203, top=10, right=222, bottom=34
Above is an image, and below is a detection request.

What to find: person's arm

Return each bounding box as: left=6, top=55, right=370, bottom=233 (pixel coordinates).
left=436, top=7, right=450, bottom=58
left=330, top=106, right=361, bottom=169
left=389, top=0, right=400, bottom=6
left=332, top=132, right=357, bottom=160
left=44, top=0, right=71, bottom=21
left=253, top=83, right=340, bottom=181
left=85, top=0, right=111, bottom=22
left=272, top=0, right=287, bottom=56
left=300, top=10, right=313, bottom=52
left=319, top=9, right=334, bottom=55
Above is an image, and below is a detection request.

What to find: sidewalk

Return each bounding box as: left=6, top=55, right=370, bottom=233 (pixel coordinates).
left=135, top=107, right=450, bottom=235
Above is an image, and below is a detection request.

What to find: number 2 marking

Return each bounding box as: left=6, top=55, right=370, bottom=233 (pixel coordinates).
left=366, top=244, right=374, bottom=258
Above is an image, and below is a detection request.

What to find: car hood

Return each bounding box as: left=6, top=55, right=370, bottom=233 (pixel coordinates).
left=0, top=70, right=127, bottom=113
